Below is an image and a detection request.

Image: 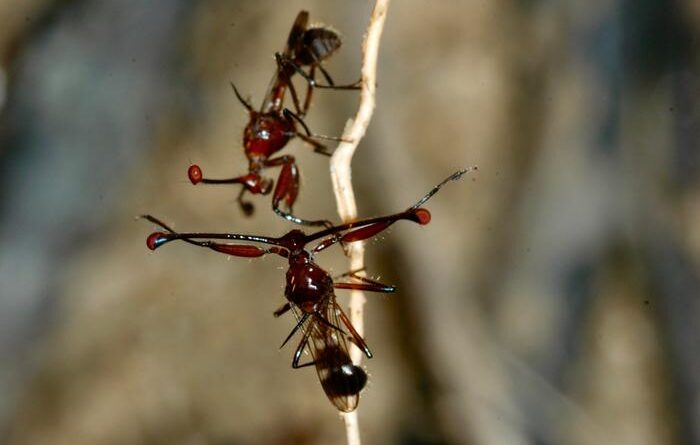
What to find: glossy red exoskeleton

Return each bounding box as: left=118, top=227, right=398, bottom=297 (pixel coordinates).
left=188, top=11, right=360, bottom=226
left=144, top=169, right=471, bottom=411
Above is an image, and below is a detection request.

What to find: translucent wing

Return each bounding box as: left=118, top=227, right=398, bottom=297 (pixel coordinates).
left=260, top=11, right=308, bottom=113
left=285, top=11, right=309, bottom=56
left=290, top=298, right=367, bottom=412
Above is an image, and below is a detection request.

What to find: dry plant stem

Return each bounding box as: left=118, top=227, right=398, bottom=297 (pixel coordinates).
left=331, top=0, right=389, bottom=363
left=330, top=1, right=390, bottom=444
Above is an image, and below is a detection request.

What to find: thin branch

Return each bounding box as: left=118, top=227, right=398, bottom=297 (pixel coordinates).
left=329, top=1, right=390, bottom=444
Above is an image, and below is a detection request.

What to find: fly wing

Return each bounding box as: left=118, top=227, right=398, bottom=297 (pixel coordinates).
left=293, top=300, right=367, bottom=412
left=259, top=11, right=309, bottom=113
left=285, top=11, right=309, bottom=57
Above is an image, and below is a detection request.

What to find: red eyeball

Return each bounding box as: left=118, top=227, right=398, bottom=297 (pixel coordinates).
left=146, top=232, right=166, bottom=250
left=414, top=208, right=431, bottom=225
left=188, top=165, right=203, bottom=184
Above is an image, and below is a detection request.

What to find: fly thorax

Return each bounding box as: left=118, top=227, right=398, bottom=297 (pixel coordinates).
left=285, top=262, right=332, bottom=310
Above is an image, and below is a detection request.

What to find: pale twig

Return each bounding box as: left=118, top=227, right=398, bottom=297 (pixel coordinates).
left=329, top=1, right=390, bottom=444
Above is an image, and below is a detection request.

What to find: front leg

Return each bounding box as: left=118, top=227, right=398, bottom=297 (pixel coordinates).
left=236, top=187, right=254, bottom=216
left=264, top=155, right=333, bottom=228
left=273, top=302, right=291, bottom=317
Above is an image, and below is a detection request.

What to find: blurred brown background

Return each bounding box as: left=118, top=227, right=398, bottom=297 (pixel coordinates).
left=1, top=0, right=699, bottom=444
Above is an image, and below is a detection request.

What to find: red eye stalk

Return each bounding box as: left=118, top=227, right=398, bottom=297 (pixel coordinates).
left=210, top=244, right=267, bottom=257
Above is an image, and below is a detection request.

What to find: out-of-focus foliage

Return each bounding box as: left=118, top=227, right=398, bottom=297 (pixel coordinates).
left=0, top=1, right=698, bottom=444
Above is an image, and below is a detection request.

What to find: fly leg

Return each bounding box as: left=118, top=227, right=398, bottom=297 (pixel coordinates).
left=276, top=53, right=361, bottom=90
left=291, top=328, right=315, bottom=369
left=283, top=108, right=349, bottom=156
left=335, top=305, right=372, bottom=359
left=273, top=302, right=291, bottom=317
left=333, top=272, right=396, bottom=293
left=264, top=155, right=333, bottom=228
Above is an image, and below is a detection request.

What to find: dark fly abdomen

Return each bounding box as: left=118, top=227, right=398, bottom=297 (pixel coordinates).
left=322, top=364, right=367, bottom=397
left=312, top=341, right=366, bottom=412
left=296, top=28, right=341, bottom=65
